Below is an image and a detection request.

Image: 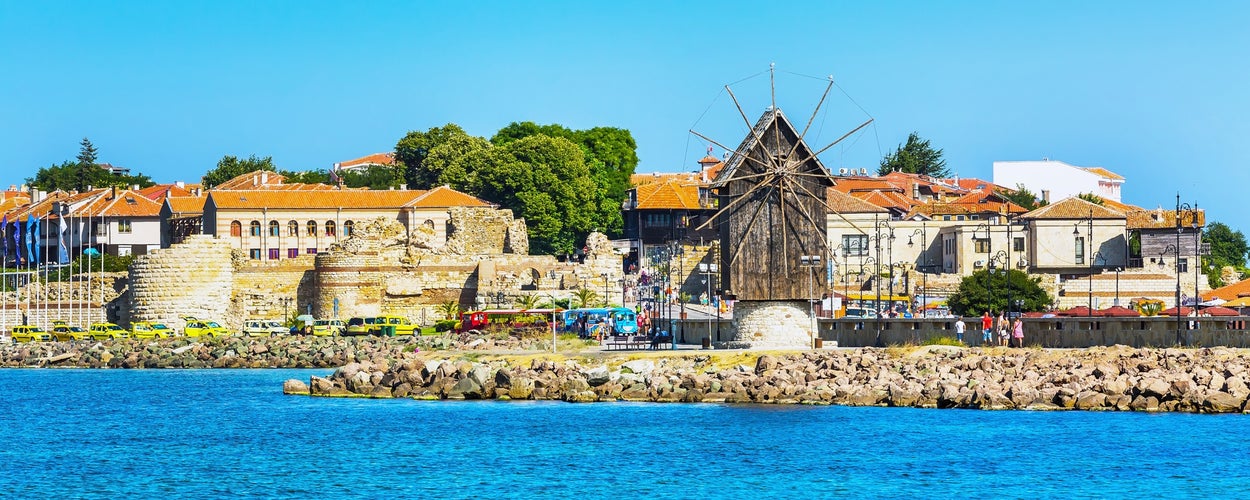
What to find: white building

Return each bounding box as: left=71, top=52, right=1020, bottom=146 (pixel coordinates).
left=993, top=159, right=1124, bottom=202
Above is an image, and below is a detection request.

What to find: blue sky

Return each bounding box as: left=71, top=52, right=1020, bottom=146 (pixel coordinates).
left=2, top=1, right=1247, bottom=231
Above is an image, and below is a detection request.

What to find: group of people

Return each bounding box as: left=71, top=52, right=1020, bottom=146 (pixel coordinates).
left=953, top=311, right=1024, bottom=347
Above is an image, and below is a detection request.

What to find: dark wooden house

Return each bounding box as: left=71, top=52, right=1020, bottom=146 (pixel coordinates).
left=713, top=108, right=835, bottom=301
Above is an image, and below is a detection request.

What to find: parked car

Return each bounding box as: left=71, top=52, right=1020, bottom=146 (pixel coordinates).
left=343, top=317, right=371, bottom=336
left=88, top=323, right=130, bottom=340
left=131, top=321, right=174, bottom=339
left=183, top=317, right=228, bottom=338
left=843, top=308, right=879, bottom=319
left=12, top=325, right=53, bottom=343
left=312, top=319, right=345, bottom=337
left=372, top=315, right=418, bottom=336
left=242, top=320, right=284, bottom=337
left=50, top=321, right=90, bottom=341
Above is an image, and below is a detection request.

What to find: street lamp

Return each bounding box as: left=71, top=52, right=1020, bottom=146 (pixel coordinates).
left=1074, top=210, right=1094, bottom=317
left=698, top=261, right=718, bottom=346
left=799, top=255, right=821, bottom=348
left=906, top=225, right=927, bottom=317
left=861, top=256, right=879, bottom=344
left=1175, top=193, right=1200, bottom=345
left=873, top=216, right=895, bottom=320
left=972, top=222, right=992, bottom=315
left=600, top=272, right=609, bottom=307
left=1158, top=244, right=1182, bottom=346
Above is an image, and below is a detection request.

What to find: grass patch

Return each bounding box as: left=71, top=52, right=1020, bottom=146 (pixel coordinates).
left=922, top=335, right=964, bottom=347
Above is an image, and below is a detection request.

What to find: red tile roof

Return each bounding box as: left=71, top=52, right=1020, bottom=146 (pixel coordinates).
left=138, top=183, right=195, bottom=200
left=213, top=171, right=338, bottom=191
left=634, top=180, right=702, bottom=210
left=337, top=152, right=396, bottom=169
left=1205, top=278, right=1250, bottom=301
left=1019, top=196, right=1125, bottom=220
left=165, top=196, right=206, bottom=215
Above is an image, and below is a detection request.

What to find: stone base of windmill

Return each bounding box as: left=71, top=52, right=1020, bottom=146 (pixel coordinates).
left=717, top=300, right=816, bottom=350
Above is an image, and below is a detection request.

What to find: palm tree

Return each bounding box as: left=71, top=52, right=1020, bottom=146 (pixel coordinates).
left=436, top=300, right=460, bottom=320
left=514, top=294, right=542, bottom=310
left=572, top=288, right=599, bottom=309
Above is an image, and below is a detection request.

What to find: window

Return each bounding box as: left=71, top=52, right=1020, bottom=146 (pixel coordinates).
left=1178, top=257, right=1188, bottom=273
left=230, top=221, right=242, bottom=237
left=117, top=219, right=132, bottom=234
left=842, top=235, right=868, bottom=257
left=249, top=248, right=262, bottom=260
left=645, top=213, right=671, bottom=228
left=974, top=239, right=990, bottom=253
left=307, top=221, right=317, bottom=236
left=269, top=221, right=280, bottom=237
left=287, top=248, right=299, bottom=259
left=325, top=220, right=336, bottom=236
left=1013, top=237, right=1024, bottom=252
left=1075, top=237, right=1085, bottom=265
left=942, top=215, right=951, bottom=221
left=93, top=222, right=104, bottom=236
left=343, top=220, right=354, bottom=237
left=288, top=220, right=299, bottom=236
left=268, top=248, right=280, bottom=260
left=306, top=248, right=317, bottom=255
left=956, top=215, right=966, bottom=221
left=118, top=245, right=132, bottom=256
left=249, top=221, right=261, bottom=237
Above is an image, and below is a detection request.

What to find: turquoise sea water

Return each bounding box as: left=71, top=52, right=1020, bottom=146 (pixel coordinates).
left=2, top=369, right=1250, bottom=499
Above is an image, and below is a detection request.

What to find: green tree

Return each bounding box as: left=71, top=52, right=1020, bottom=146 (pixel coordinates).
left=1202, top=222, right=1249, bottom=287
left=514, top=294, right=542, bottom=309
left=1077, top=193, right=1105, bottom=206
left=419, top=133, right=494, bottom=190
left=340, top=165, right=404, bottom=190
left=947, top=269, right=1052, bottom=317
left=474, top=135, right=597, bottom=254
left=877, top=132, right=949, bottom=178
left=395, top=123, right=468, bottom=189
left=203, top=155, right=276, bottom=189
left=997, top=183, right=1045, bottom=211
left=75, top=138, right=99, bottom=192
left=572, top=288, right=599, bottom=308
left=278, top=169, right=330, bottom=184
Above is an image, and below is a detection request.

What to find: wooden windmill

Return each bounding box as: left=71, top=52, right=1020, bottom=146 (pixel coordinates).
left=691, top=68, right=872, bottom=302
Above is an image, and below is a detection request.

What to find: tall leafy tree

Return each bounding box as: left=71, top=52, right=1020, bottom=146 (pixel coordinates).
left=947, top=269, right=1052, bottom=317
left=340, top=165, right=405, bottom=190
left=1202, top=222, right=1249, bottom=287
left=877, top=132, right=949, bottom=178
left=75, top=138, right=99, bottom=192
left=278, top=169, right=330, bottom=184
left=202, top=155, right=276, bottom=188
left=395, top=123, right=468, bottom=189
left=418, top=134, right=494, bottom=190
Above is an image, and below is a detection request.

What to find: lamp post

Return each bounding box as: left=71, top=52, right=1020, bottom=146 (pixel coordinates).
left=906, top=226, right=926, bottom=316
left=799, top=255, right=821, bottom=348
left=1158, top=244, right=1182, bottom=346
left=600, top=272, right=609, bottom=307
left=873, top=216, right=895, bottom=320
left=698, top=261, right=718, bottom=346
left=1176, top=194, right=1199, bottom=345
left=972, top=222, right=992, bottom=315
left=861, top=256, right=879, bottom=344
left=1073, top=211, right=1094, bottom=317
left=829, top=243, right=847, bottom=316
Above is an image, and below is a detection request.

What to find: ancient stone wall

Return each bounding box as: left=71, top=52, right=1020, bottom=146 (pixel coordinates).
left=129, top=235, right=234, bottom=331
left=446, top=207, right=521, bottom=255
left=726, top=300, right=816, bottom=349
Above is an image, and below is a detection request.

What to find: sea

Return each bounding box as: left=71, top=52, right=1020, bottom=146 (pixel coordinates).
left=2, top=368, right=1249, bottom=499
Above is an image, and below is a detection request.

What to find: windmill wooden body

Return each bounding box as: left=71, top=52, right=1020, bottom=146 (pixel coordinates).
left=690, top=67, right=872, bottom=347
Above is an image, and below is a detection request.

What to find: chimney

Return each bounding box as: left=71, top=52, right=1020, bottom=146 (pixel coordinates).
left=111, top=186, right=117, bottom=198
left=261, top=172, right=269, bottom=185
left=252, top=174, right=259, bottom=186
left=175, top=181, right=185, bottom=189
left=1041, top=190, right=1050, bottom=203
left=132, top=184, right=139, bottom=190
left=912, top=182, right=920, bottom=200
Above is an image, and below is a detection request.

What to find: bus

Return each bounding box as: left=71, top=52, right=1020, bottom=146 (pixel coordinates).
left=458, top=309, right=562, bottom=334
left=562, top=307, right=638, bottom=337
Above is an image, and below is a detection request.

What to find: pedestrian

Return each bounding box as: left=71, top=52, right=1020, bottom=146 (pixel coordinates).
left=997, top=312, right=1008, bottom=347
left=981, top=311, right=993, bottom=345
left=1012, top=317, right=1024, bottom=348
left=954, top=316, right=966, bottom=343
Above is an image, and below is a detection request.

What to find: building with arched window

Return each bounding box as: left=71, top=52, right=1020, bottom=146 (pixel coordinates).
left=201, top=186, right=494, bottom=261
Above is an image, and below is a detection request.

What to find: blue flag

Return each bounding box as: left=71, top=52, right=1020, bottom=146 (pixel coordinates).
left=31, top=217, right=41, bottom=265
left=57, top=213, right=69, bottom=265
left=0, top=215, right=7, bottom=264
left=22, top=218, right=31, bottom=265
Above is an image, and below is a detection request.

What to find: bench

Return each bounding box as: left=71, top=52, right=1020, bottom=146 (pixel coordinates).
left=603, top=335, right=631, bottom=350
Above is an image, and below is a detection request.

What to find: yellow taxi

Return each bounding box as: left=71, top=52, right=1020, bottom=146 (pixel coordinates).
left=88, top=323, right=130, bottom=340
left=132, top=321, right=175, bottom=339
left=12, top=325, right=53, bottom=343
left=183, top=317, right=228, bottom=338
left=373, top=315, right=418, bottom=336
left=50, top=321, right=90, bottom=341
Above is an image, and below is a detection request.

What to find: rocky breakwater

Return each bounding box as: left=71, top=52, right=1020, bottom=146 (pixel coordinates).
left=287, top=346, right=1250, bottom=413
left=0, top=337, right=416, bottom=369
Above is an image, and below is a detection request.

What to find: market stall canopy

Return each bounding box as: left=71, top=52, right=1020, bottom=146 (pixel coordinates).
left=1159, top=306, right=1194, bottom=316
left=1096, top=306, right=1140, bottom=317
left=1200, top=306, right=1240, bottom=317
left=1059, top=306, right=1093, bottom=317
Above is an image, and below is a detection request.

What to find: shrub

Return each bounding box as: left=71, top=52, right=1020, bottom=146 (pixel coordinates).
left=434, top=320, right=458, bottom=332
left=922, top=335, right=964, bottom=346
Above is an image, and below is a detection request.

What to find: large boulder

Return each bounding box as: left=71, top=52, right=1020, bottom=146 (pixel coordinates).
left=283, top=379, right=309, bottom=395
left=620, top=359, right=655, bottom=376
left=582, top=366, right=611, bottom=387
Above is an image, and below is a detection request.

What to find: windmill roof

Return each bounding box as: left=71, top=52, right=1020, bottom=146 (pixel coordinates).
left=712, top=107, right=834, bottom=188
left=1018, top=196, right=1125, bottom=220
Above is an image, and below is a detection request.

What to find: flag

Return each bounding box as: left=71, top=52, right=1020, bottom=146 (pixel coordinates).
left=22, top=217, right=32, bottom=265
left=57, top=212, right=69, bottom=265
left=0, top=215, right=7, bottom=264
left=31, top=217, right=41, bottom=265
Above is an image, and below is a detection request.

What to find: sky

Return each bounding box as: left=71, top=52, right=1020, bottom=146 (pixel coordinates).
left=1, top=1, right=1247, bottom=232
